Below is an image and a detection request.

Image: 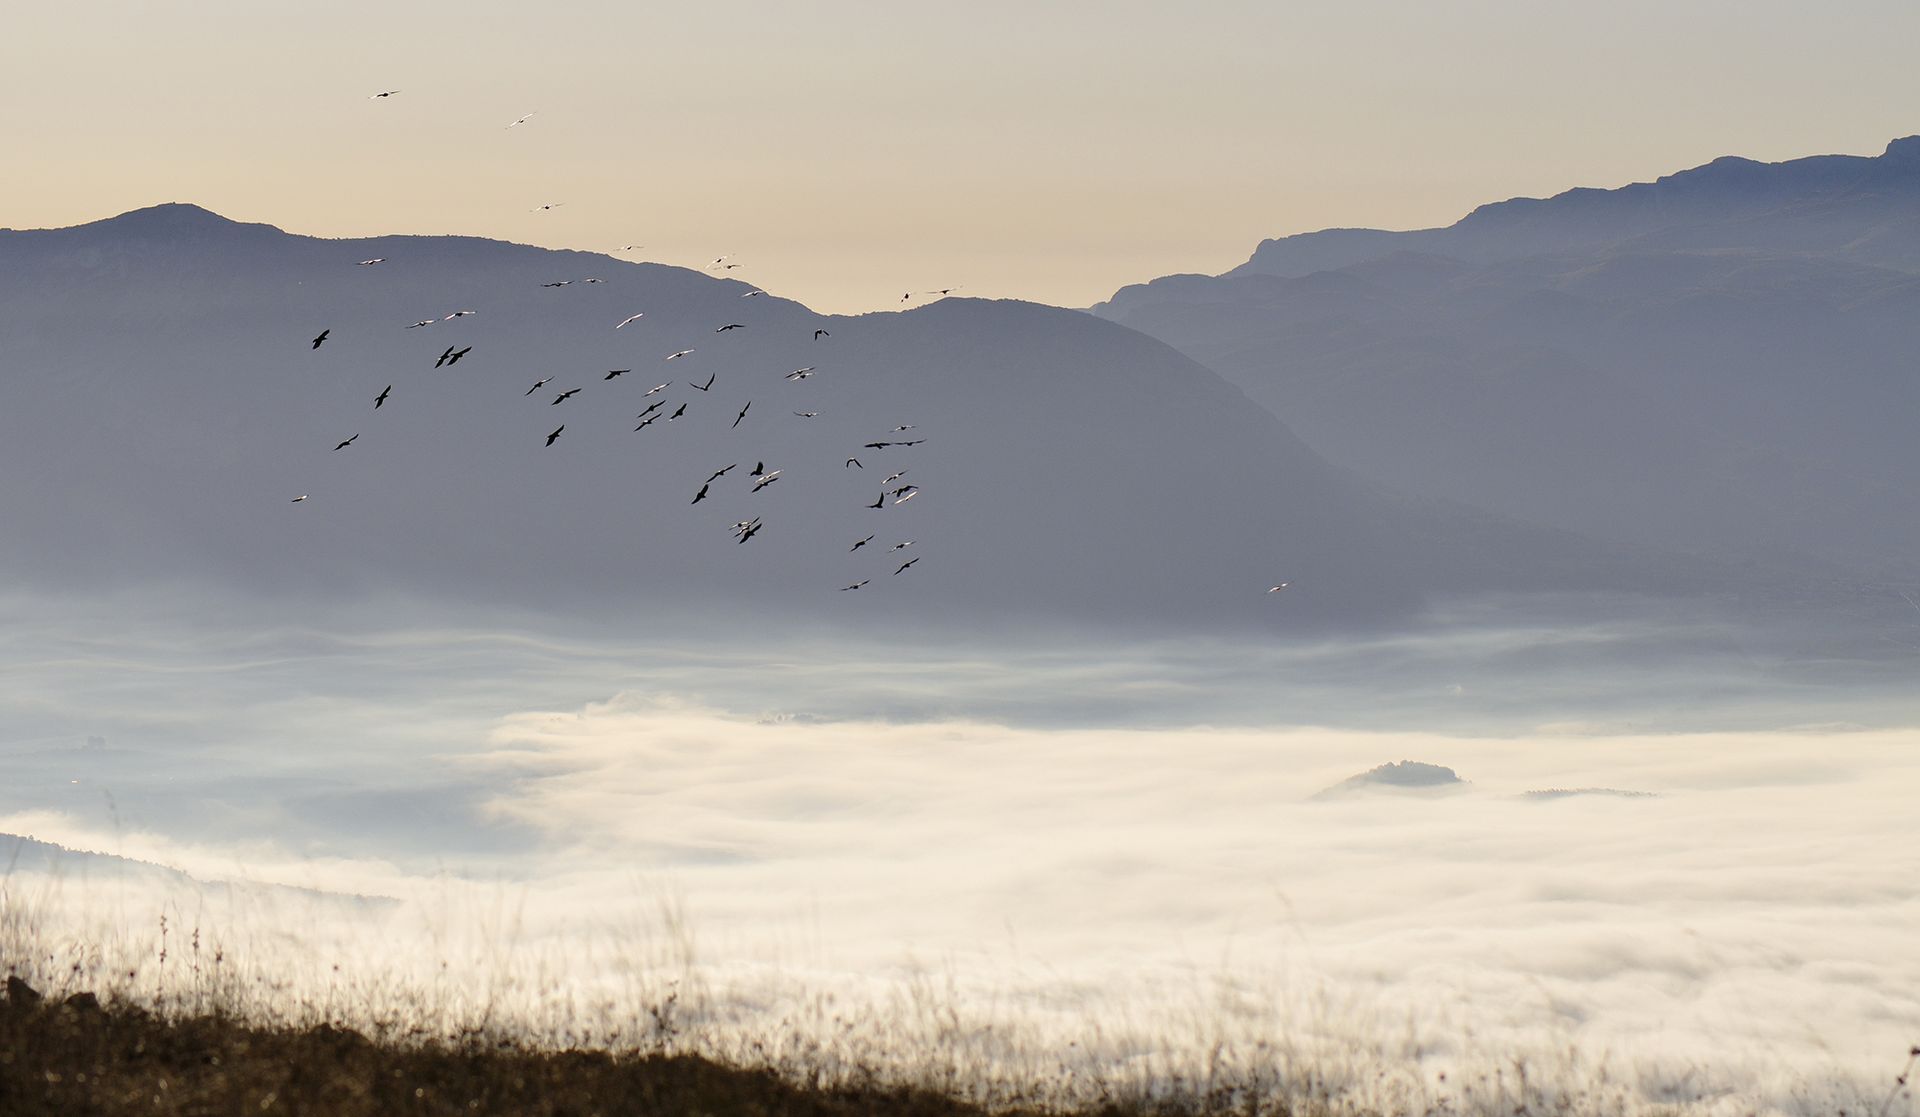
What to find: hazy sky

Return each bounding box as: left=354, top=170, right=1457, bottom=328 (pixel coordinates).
left=5, top=1, right=1919, bottom=311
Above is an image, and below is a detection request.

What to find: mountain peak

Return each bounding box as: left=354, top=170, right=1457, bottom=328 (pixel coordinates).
left=1881, top=135, right=1920, bottom=164
left=93, top=202, right=273, bottom=235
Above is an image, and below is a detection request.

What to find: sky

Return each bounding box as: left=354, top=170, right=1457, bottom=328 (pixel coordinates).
left=5, top=1, right=1920, bottom=312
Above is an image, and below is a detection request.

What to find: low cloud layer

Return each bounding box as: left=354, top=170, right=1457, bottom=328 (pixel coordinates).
left=4, top=598, right=1917, bottom=1113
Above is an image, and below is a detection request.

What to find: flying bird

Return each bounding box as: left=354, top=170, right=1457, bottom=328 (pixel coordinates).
left=582, top=277, right=604, bottom=283
left=526, top=377, right=552, bottom=395
left=446, top=346, right=472, bottom=365
left=531, top=203, right=563, bottom=212
left=434, top=345, right=457, bottom=367
left=1267, top=583, right=1291, bottom=593
left=615, top=244, right=644, bottom=252
left=691, top=483, right=710, bottom=505
left=794, top=411, right=818, bottom=418
left=644, top=382, right=671, bottom=396
left=850, top=535, right=875, bottom=552
left=370, top=90, right=400, bottom=99
left=551, top=388, right=581, bottom=405
left=899, top=439, right=925, bottom=446
left=891, top=425, right=916, bottom=432
left=690, top=374, right=716, bottom=391
left=374, top=385, right=391, bottom=409
left=507, top=112, right=537, bottom=128
left=894, top=558, right=920, bottom=575
left=716, top=324, right=745, bottom=332
left=634, top=415, right=660, bottom=431
left=311, top=329, right=330, bottom=349
left=604, top=368, right=629, bottom=380
left=357, top=257, right=386, bottom=266
left=785, top=367, right=815, bottom=380
left=867, top=493, right=885, bottom=509
left=863, top=442, right=893, bottom=450
left=291, top=494, right=308, bottom=502
left=733, top=517, right=762, bottom=543
left=545, top=425, right=565, bottom=446
left=839, top=581, right=868, bottom=591
left=751, top=470, right=782, bottom=492
left=443, top=310, right=476, bottom=320
left=736, top=523, right=762, bottom=544
left=406, top=320, right=435, bottom=329
left=637, top=400, right=664, bottom=418
left=846, top=458, right=862, bottom=469
left=894, top=490, right=920, bottom=504
left=749, top=461, right=764, bottom=477
left=883, top=470, right=908, bottom=485
left=706, top=255, right=731, bottom=269
left=667, top=403, right=687, bottom=421
left=814, top=329, right=830, bottom=340
left=740, top=289, right=766, bottom=298
left=615, top=312, right=646, bottom=329
left=665, top=349, right=695, bottom=361
left=732, top=401, right=751, bottom=428
left=888, top=540, right=915, bottom=552
left=890, top=485, right=918, bottom=498
left=542, top=280, right=573, bottom=288
left=332, top=434, right=358, bottom=451
left=704, top=464, right=736, bottom=483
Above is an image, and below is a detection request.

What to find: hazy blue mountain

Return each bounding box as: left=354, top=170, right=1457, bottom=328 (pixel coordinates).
left=0, top=205, right=1735, bottom=635
left=1092, top=138, right=1920, bottom=582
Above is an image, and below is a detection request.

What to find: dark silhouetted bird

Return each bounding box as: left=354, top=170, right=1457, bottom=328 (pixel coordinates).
left=840, top=581, right=868, bottom=591
left=704, top=464, right=736, bottom=483
left=551, top=388, right=581, bottom=405
left=637, top=400, right=664, bottom=419
left=794, top=411, right=818, bottom=418
left=691, top=483, right=710, bottom=505
left=312, top=329, right=330, bottom=349
left=716, top=324, right=745, bottom=332
left=668, top=403, right=687, bottom=421
left=691, top=374, right=715, bottom=391
left=634, top=415, right=660, bottom=431
left=542, top=280, right=572, bottom=288
left=732, top=401, right=751, bottom=428
left=545, top=425, right=564, bottom=446
left=894, top=558, right=920, bottom=575
left=867, top=493, right=885, bottom=509
left=332, top=434, right=358, bottom=451
left=526, top=377, right=551, bottom=395
left=846, top=458, right=862, bottom=469
left=785, top=367, right=815, bottom=380
left=749, top=461, right=764, bottom=477
left=850, top=535, right=874, bottom=552
left=434, top=345, right=457, bottom=368
left=446, top=346, right=472, bottom=365
left=357, top=258, right=385, bottom=266
left=814, top=329, right=830, bottom=340
left=374, top=386, right=391, bottom=409
left=604, top=368, right=629, bottom=380
left=371, top=90, right=400, bottom=99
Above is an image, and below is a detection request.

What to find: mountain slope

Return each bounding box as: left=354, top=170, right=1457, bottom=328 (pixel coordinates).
left=1092, top=138, right=1920, bottom=581
left=0, top=205, right=1728, bottom=635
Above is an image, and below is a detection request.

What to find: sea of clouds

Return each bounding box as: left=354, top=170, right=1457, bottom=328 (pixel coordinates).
left=3, top=591, right=1917, bottom=1114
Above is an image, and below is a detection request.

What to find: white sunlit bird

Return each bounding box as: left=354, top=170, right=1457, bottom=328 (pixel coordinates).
left=615, top=312, right=646, bottom=329
left=1267, top=583, right=1291, bottom=593
left=507, top=112, right=537, bottom=128
left=665, top=349, right=695, bottom=361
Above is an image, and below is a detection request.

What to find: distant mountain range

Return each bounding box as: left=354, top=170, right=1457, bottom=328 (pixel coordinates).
left=0, top=203, right=1744, bottom=634
left=1094, top=136, right=1920, bottom=584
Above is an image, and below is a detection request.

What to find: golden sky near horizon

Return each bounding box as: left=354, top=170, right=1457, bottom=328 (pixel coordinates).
left=3, top=0, right=1918, bottom=313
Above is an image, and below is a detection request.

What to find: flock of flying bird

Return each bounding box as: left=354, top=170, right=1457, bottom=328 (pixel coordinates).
left=287, top=90, right=1294, bottom=599
left=301, top=221, right=937, bottom=591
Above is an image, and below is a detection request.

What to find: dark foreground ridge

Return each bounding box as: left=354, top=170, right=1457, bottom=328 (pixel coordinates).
left=0, top=977, right=1015, bottom=1117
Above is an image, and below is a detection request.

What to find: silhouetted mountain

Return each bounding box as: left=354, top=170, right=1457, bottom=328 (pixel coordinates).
left=0, top=205, right=1733, bottom=635
left=1093, top=137, right=1920, bottom=583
